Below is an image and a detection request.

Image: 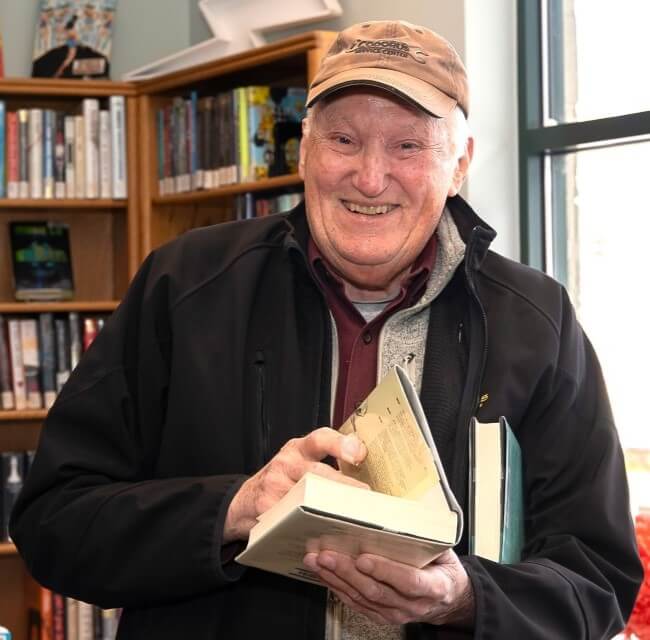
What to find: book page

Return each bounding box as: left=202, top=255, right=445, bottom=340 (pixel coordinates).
left=338, top=368, right=441, bottom=504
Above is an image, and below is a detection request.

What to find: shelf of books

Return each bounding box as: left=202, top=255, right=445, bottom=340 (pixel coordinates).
left=135, top=30, right=336, bottom=257
left=0, top=77, right=138, bottom=640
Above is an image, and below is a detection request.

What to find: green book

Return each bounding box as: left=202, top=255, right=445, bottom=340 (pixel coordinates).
left=469, top=416, right=524, bottom=563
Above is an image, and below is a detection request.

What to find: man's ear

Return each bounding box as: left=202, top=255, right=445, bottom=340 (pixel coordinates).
left=298, top=118, right=310, bottom=180
left=447, top=136, right=474, bottom=197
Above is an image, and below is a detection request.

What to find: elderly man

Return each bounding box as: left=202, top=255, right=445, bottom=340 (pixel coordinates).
left=11, top=20, right=642, bottom=640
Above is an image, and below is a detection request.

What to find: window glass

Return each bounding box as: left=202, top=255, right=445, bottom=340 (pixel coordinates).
left=547, top=0, right=650, bottom=124
left=549, top=141, right=650, bottom=513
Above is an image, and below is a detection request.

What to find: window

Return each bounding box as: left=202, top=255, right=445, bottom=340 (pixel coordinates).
left=518, top=0, right=650, bottom=516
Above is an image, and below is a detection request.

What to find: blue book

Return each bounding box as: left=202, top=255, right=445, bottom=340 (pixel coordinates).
left=0, top=100, right=5, bottom=198
left=469, top=416, right=524, bottom=564
left=43, top=109, right=55, bottom=198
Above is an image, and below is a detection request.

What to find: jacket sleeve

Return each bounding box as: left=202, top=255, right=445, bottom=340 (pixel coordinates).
left=455, top=288, right=642, bottom=639
left=10, top=251, right=248, bottom=610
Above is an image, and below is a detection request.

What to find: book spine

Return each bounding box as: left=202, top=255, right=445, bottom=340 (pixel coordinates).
left=98, top=110, right=112, bottom=199
left=65, top=598, right=78, bottom=640
left=234, top=88, right=245, bottom=183
left=54, top=317, right=70, bottom=392
left=20, top=318, right=42, bottom=409
left=0, top=316, right=14, bottom=410
left=174, top=97, right=189, bottom=193
left=7, top=319, right=26, bottom=410
left=18, top=109, right=29, bottom=199
left=189, top=91, right=202, bottom=190
left=0, top=100, right=5, bottom=198
left=201, top=97, right=213, bottom=190
left=38, top=313, right=57, bottom=410
left=28, top=108, right=44, bottom=198
left=43, top=109, right=55, bottom=199
left=77, top=601, right=94, bottom=640
left=74, top=115, right=85, bottom=199
left=83, top=99, right=99, bottom=199
left=69, top=312, right=82, bottom=371
left=157, top=108, right=165, bottom=195
left=54, top=112, right=66, bottom=199
left=64, top=116, right=76, bottom=198
left=6, top=111, right=19, bottom=199
left=1, top=451, right=25, bottom=542
left=40, top=586, right=52, bottom=640
left=93, top=606, right=102, bottom=640
left=212, top=94, right=223, bottom=188
left=109, top=96, right=127, bottom=199
left=52, top=593, right=65, bottom=640
left=100, top=609, right=120, bottom=640
left=163, top=105, right=174, bottom=194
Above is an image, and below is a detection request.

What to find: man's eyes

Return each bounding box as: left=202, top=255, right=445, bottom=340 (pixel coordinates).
left=333, top=135, right=353, bottom=145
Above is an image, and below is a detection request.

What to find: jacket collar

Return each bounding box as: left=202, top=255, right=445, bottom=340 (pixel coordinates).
left=283, top=194, right=497, bottom=270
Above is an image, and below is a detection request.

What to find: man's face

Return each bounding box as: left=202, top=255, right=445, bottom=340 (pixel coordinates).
left=299, top=88, right=471, bottom=298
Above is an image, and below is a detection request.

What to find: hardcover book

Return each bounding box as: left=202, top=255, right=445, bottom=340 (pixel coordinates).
left=236, top=366, right=462, bottom=584
left=32, top=0, right=117, bottom=79
left=9, top=221, right=74, bottom=301
left=468, top=416, right=524, bottom=563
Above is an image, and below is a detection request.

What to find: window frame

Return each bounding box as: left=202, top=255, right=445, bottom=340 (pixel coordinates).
left=516, top=0, right=650, bottom=276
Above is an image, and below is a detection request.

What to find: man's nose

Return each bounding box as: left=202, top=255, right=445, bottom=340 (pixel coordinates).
left=351, top=148, right=390, bottom=197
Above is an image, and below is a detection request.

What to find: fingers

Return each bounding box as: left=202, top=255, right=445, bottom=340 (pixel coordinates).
left=291, top=427, right=367, bottom=465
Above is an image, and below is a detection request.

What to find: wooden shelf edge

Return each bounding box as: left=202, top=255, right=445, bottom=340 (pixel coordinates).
left=0, top=542, right=18, bottom=556
left=0, top=301, right=119, bottom=314
left=0, top=198, right=127, bottom=209
left=153, top=174, right=303, bottom=205
left=134, top=30, right=336, bottom=94
left=0, top=410, right=47, bottom=422
left=0, top=77, right=136, bottom=97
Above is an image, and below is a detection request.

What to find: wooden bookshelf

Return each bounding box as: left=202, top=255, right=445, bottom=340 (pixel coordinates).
left=135, top=30, right=336, bottom=258
left=0, top=77, right=139, bottom=640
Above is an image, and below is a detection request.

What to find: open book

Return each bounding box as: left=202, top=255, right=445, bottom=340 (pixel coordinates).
left=236, top=366, right=463, bottom=584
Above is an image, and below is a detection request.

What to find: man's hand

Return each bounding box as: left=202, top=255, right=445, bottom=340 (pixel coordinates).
left=223, top=427, right=367, bottom=543
left=302, top=548, right=475, bottom=628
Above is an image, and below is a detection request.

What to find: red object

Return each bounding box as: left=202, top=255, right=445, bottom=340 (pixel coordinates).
left=625, top=512, right=650, bottom=639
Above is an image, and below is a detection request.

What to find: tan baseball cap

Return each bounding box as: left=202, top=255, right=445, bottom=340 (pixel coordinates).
left=307, top=20, right=468, bottom=117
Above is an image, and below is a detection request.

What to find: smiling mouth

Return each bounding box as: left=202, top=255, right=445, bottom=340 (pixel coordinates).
left=341, top=200, right=399, bottom=216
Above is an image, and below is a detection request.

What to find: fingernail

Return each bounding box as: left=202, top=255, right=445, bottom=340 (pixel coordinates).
left=303, top=554, right=318, bottom=570
left=341, top=435, right=364, bottom=464
left=357, top=557, right=374, bottom=573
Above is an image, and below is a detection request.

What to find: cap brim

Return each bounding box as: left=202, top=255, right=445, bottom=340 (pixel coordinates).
left=306, top=67, right=457, bottom=117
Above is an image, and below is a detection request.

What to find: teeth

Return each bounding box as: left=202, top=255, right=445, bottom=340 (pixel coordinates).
left=343, top=201, right=396, bottom=215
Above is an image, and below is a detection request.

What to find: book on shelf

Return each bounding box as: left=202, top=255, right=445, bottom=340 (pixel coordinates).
left=0, top=316, right=14, bottom=410
left=9, top=221, right=74, bottom=301
left=1, top=451, right=25, bottom=542
left=31, top=0, right=117, bottom=79
left=156, top=86, right=306, bottom=196
left=0, top=311, right=106, bottom=410
left=468, top=416, right=524, bottom=564
left=236, top=366, right=463, bottom=585
left=0, top=100, right=127, bottom=200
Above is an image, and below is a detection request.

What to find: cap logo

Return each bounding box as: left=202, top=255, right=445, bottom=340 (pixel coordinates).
left=346, top=39, right=429, bottom=64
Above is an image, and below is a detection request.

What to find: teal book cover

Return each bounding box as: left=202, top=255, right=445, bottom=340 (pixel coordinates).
left=499, top=416, right=524, bottom=563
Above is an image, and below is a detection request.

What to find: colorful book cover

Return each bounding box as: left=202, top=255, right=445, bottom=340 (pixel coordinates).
left=9, top=221, right=74, bottom=301
left=32, top=0, right=117, bottom=79
left=268, top=87, right=307, bottom=177
left=0, top=101, right=5, bottom=198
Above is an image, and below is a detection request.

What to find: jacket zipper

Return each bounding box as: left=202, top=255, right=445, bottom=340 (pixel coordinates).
left=451, top=229, right=490, bottom=512
left=254, top=350, right=271, bottom=465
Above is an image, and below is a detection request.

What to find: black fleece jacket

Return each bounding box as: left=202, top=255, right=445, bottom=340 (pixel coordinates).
left=11, top=196, right=643, bottom=639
